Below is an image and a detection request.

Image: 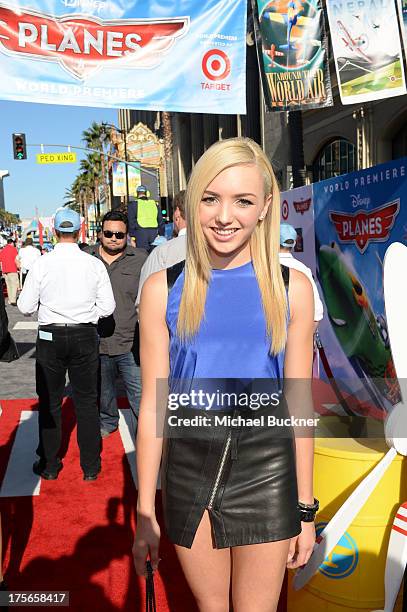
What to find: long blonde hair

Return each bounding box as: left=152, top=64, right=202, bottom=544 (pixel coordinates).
left=176, top=137, right=287, bottom=354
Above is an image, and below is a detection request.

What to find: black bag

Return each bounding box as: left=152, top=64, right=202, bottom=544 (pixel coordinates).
left=132, top=321, right=140, bottom=367
left=0, top=285, right=19, bottom=362
left=145, top=560, right=157, bottom=612
left=0, top=332, right=20, bottom=362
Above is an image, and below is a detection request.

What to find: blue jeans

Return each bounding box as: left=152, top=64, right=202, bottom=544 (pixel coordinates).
left=99, top=352, right=141, bottom=432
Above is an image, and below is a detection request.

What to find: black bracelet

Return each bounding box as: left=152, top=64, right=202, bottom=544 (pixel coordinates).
left=297, top=498, right=319, bottom=522
left=298, top=498, right=319, bottom=511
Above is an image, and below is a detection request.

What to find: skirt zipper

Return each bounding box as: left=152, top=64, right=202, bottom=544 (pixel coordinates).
left=207, top=431, right=232, bottom=510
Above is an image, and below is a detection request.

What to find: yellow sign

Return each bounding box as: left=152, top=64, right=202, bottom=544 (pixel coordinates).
left=36, top=152, right=77, bottom=164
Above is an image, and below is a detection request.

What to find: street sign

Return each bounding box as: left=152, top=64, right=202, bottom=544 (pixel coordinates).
left=36, top=152, right=77, bottom=164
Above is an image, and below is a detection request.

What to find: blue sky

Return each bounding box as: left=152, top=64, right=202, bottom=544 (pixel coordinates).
left=0, top=101, right=118, bottom=220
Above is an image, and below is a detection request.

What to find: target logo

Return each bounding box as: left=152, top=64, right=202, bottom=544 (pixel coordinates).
left=202, top=49, right=231, bottom=81
left=282, top=200, right=289, bottom=220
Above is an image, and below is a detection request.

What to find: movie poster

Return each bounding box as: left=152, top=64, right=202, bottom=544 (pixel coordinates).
left=397, top=0, right=407, bottom=51
left=112, top=161, right=141, bottom=197
left=253, top=0, right=332, bottom=110
left=326, top=0, right=406, bottom=104
left=313, top=159, right=407, bottom=418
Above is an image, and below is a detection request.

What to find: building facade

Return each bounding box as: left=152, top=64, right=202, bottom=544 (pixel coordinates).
left=118, top=45, right=407, bottom=215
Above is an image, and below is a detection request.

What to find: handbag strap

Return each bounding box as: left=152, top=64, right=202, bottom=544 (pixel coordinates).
left=145, top=561, right=157, bottom=612
left=166, top=261, right=289, bottom=291
left=281, top=264, right=290, bottom=288
left=166, top=260, right=185, bottom=293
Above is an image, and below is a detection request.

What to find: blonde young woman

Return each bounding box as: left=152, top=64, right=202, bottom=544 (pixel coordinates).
left=133, top=138, right=316, bottom=612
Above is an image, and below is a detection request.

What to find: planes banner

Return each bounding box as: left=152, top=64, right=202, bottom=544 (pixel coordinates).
left=253, top=0, right=333, bottom=111
left=313, top=158, right=407, bottom=419
left=325, top=0, right=406, bottom=104
left=0, top=0, right=246, bottom=112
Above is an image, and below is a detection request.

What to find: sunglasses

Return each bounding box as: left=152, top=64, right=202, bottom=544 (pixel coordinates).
left=103, top=230, right=126, bottom=239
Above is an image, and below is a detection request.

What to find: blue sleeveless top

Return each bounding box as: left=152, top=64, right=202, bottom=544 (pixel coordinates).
left=166, top=261, right=285, bottom=403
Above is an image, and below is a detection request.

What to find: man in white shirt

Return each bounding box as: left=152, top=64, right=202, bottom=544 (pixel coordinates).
left=136, top=191, right=186, bottom=306
left=16, top=237, right=41, bottom=286
left=278, top=223, right=324, bottom=327
left=17, top=208, right=115, bottom=481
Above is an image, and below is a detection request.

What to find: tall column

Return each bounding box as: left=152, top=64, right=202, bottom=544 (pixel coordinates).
left=0, top=171, right=10, bottom=211
left=203, top=115, right=219, bottom=149
left=118, top=109, right=131, bottom=132
left=353, top=106, right=368, bottom=170
left=242, top=43, right=261, bottom=143
left=364, top=105, right=374, bottom=167
left=190, top=114, right=204, bottom=164
left=178, top=114, right=192, bottom=188
left=288, top=111, right=306, bottom=188
left=218, top=115, right=237, bottom=140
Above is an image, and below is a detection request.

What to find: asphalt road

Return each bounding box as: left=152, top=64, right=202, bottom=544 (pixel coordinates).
left=0, top=304, right=38, bottom=399
left=0, top=304, right=126, bottom=401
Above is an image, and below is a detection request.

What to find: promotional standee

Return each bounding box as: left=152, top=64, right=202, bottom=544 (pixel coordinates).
left=286, top=161, right=407, bottom=611
left=0, top=0, right=247, bottom=112
left=313, top=158, right=406, bottom=418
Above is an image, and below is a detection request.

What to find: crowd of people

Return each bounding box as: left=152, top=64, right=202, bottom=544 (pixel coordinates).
left=0, top=237, right=47, bottom=306
left=1, top=137, right=324, bottom=612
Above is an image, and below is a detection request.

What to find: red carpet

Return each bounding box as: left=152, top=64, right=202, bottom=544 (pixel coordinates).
left=0, top=399, right=198, bottom=611
left=0, top=384, right=385, bottom=610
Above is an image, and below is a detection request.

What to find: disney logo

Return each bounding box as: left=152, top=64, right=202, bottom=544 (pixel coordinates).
left=61, top=0, right=106, bottom=11
left=351, top=194, right=370, bottom=209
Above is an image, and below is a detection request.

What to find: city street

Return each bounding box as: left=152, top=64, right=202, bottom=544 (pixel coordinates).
left=0, top=304, right=130, bottom=400
left=0, top=303, right=37, bottom=399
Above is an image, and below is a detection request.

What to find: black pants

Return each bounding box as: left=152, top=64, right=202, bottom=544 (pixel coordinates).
left=35, top=325, right=101, bottom=474
left=133, top=228, right=159, bottom=251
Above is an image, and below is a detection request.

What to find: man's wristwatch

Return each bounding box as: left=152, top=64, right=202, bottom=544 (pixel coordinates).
left=297, top=498, right=319, bottom=522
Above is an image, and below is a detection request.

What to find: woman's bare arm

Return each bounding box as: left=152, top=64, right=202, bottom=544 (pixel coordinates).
left=284, top=268, right=315, bottom=505
left=284, top=268, right=315, bottom=568
left=136, top=269, right=169, bottom=517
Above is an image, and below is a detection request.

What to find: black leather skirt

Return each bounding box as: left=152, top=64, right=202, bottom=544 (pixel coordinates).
left=161, top=400, right=301, bottom=549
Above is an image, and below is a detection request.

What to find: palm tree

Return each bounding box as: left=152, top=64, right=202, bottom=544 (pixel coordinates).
left=82, top=122, right=112, bottom=211
left=63, top=187, right=81, bottom=214
left=79, top=153, right=103, bottom=222
left=288, top=110, right=306, bottom=188
left=65, top=169, right=95, bottom=228
left=0, top=209, right=19, bottom=227
left=162, top=111, right=175, bottom=204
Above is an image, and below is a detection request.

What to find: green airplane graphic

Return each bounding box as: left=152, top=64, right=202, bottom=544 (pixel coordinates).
left=318, top=242, right=400, bottom=409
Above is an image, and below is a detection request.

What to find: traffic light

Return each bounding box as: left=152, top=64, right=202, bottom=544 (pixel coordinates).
left=160, top=200, right=168, bottom=219
left=12, top=133, right=27, bottom=160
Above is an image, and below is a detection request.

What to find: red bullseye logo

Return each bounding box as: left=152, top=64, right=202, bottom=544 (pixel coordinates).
left=282, top=200, right=289, bottom=220
left=202, top=49, right=231, bottom=81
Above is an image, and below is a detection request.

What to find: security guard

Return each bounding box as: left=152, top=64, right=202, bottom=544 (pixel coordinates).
left=128, top=185, right=165, bottom=251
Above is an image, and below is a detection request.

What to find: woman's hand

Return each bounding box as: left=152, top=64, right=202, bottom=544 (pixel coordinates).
left=287, top=521, right=316, bottom=569
left=133, top=514, right=161, bottom=576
